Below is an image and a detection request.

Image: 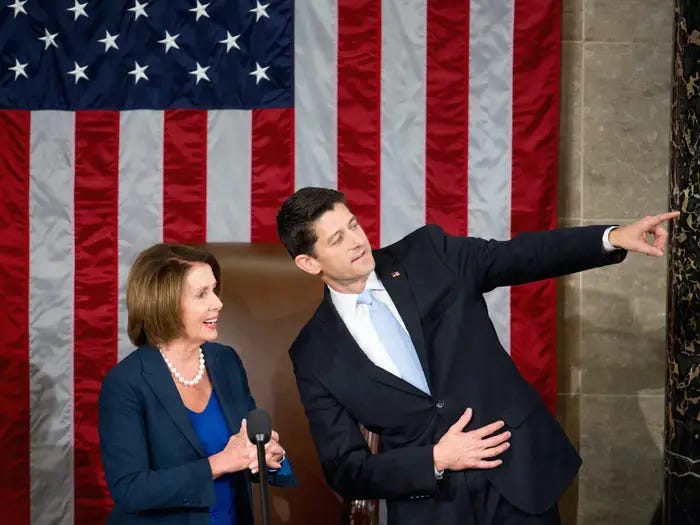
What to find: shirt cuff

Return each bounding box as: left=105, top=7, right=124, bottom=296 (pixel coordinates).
left=602, top=226, right=618, bottom=253
left=434, top=466, right=444, bottom=480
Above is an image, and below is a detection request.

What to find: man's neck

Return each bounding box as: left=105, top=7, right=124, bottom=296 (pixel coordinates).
left=324, top=273, right=370, bottom=295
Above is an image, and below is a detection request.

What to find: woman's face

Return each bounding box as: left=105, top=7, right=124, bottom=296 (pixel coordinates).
left=179, top=262, right=222, bottom=346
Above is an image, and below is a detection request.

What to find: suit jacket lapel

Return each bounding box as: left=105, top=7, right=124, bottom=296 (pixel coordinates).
left=319, top=289, right=430, bottom=399
left=140, top=347, right=205, bottom=456
left=373, top=250, right=432, bottom=393
left=204, top=345, right=245, bottom=433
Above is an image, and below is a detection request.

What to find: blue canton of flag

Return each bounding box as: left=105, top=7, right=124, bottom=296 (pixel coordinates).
left=0, top=0, right=293, bottom=110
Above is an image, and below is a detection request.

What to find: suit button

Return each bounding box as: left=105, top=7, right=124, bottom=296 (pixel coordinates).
left=435, top=400, right=445, bottom=409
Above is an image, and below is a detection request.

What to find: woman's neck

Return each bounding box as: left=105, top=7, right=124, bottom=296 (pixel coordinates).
left=158, top=339, right=202, bottom=363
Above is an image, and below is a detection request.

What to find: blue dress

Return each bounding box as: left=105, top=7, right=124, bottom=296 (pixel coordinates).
left=187, top=391, right=237, bottom=525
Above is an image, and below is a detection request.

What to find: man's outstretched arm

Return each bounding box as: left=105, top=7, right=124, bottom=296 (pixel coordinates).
left=422, top=211, right=679, bottom=293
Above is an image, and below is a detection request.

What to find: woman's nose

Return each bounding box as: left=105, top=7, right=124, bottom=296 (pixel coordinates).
left=213, top=295, right=223, bottom=310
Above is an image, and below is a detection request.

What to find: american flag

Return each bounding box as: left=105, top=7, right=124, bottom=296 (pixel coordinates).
left=0, top=1, right=560, bottom=523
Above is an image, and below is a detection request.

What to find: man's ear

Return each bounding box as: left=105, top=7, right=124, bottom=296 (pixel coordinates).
left=294, top=253, right=321, bottom=275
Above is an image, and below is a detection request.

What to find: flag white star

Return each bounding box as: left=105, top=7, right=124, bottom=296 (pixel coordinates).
left=128, top=0, right=149, bottom=20
left=249, top=62, right=269, bottom=84
left=189, top=0, right=210, bottom=21
left=67, top=0, right=88, bottom=21
left=98, top=30, right=119, bottom=52
left=38, top=28, right=59, bottom=50
left=249, top=1, right=270, bottom=22
left=158, top=31, right=180, bottom=53
left=218, top=31, right=240, bottom=53
left=128, top=61, right=149, bottom=84
left=7, top=0, right=27, bottom=18
left=67, top=61, right=89, bottom=84
left=8, top=58, right=28, bottom=80
left=188, top=62, right=210, bottom=84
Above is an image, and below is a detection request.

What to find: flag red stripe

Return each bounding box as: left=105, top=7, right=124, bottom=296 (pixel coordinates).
left=425, top=0, right=469, bottom=235
left=337, top=0, right=381, bottom=247
left=163, top=110, right=208, bottom=243
left=73, top=111, right=120, bottom=523
left=251, top=108, right=295, bottom=242
left=510, top=2, right=561, bottom=414
left=0, top=111, right=30, bottom=525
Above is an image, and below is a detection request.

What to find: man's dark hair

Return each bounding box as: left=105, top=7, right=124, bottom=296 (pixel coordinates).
left=276, top=187, right=346, bottom=257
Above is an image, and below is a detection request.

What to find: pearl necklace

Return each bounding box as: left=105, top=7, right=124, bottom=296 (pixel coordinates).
left=159, top=347, right=206, bottom=387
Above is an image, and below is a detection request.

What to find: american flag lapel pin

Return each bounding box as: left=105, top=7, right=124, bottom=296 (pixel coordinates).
left=391, top=271, right=400, bottom=278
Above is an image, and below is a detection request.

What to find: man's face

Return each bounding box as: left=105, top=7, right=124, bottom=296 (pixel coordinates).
left=297, top=202, right=375, bottom=290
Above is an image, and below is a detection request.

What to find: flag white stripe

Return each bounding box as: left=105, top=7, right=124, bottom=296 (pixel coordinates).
left=207, top=110, right=252, bottom=242
left=118, top=111, right=165, bottom=361
left=380, top=0, right=427, bottom=246
left=468, top=0, right=514, bottom=351
left=294, top=0, right=338, bottom=190
left=29, top=111, right=75, bottom=525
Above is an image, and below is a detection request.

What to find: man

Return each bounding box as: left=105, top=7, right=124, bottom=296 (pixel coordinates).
left=276, top=187, right=678, bottom=525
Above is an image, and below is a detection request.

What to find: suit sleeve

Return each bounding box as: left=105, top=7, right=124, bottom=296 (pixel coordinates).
left=293, top=352, right=438, bottom=500
left=98, top=369, right=216, bottom=513
left=424, top=224, right=627, bottom=293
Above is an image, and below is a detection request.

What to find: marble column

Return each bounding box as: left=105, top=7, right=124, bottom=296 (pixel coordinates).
left=665, top=2, right=700, bottom=523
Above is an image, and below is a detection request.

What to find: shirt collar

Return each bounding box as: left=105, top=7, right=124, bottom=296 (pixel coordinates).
left=328, top=271, right=385, bottom=318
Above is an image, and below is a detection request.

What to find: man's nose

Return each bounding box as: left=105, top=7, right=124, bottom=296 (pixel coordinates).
left=348, top=228, right=364, bottom=245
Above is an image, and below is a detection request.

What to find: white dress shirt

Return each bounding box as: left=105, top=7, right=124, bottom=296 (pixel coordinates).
left=329, top=272, right=406, bottom=376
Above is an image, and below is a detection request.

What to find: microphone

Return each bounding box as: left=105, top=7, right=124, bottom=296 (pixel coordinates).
left=247, top=408, right=272, bottom=525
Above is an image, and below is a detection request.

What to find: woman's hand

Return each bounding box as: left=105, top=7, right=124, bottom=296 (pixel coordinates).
left=249, top=430, right=286, bottom=474
left=208, top=419, right=257, bottom=479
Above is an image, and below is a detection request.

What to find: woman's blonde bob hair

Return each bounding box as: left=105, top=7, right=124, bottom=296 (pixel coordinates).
left=126, top=243, right=221, bottom=347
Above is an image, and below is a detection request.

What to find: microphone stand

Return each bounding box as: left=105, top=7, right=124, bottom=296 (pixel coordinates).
left=254, top=432, right=270, bottom=525
left=247, top=408, right=272, bottom=525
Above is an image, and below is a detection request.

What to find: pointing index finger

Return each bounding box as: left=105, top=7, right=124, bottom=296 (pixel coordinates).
left=654, top=211, right=681, bottom=223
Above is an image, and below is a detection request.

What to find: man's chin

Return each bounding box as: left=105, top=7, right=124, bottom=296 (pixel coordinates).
left=357, top=257, right=375, bottom=274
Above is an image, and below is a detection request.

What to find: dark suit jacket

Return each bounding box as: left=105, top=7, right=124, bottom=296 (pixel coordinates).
left=290, top=225, right=626, bottom=525
left=99, top=342, right=296, bottom=525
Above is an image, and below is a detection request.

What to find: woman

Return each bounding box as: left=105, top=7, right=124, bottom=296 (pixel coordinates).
left=99, top=243, right=296, bottom=525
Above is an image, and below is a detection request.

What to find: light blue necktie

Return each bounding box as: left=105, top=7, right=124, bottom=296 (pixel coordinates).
left=357, top=289, right=430, bottom=394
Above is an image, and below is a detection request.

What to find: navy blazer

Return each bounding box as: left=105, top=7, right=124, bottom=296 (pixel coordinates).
left=99, top=342, right=296, bottom=525
left=290, top=225, right=626, bottom=525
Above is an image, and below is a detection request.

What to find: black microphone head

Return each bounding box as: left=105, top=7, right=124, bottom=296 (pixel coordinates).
left=247, top=408, right=271, bottom=444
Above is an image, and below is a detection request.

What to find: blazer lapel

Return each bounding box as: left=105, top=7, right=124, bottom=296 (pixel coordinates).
left=140, top=347, right=205, bottom=456
left=319, top=291, right=430, bottom=399
left=204, top=345, right=245, bottom=433
left=373, top=250, right=432, bottom=393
